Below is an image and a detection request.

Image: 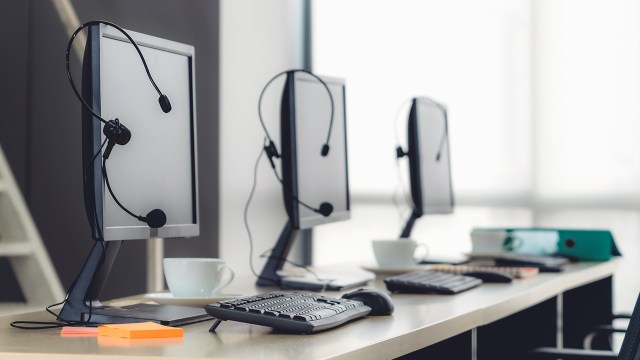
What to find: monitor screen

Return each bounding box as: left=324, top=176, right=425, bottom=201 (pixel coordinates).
left=408, top=97, right=454, bottom=215
left=280, top=72, right=350, bottom=229
left=83, top=25, right=198, bottom=241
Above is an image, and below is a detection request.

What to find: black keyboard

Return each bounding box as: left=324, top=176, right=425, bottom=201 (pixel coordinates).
left=204, top=291, right=372, bottom=333
left=384, top=270, right=482, bottom=294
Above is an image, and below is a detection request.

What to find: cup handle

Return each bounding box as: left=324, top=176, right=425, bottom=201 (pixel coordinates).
left=211, top=265, right=235, bottom=295
left=414, top=243, right=430, bottom=264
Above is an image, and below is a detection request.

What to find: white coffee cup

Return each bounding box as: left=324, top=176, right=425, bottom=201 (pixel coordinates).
left=372, top=238, right=428, bottom=268
left=163, top=258, right=235, bottom=298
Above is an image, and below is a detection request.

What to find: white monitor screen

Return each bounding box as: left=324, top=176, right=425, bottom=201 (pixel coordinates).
left=293, top=73, right=350, bottom=229
left=415, top=98, right=453, bottom=214
left=97, top=26, right=198, bottom=240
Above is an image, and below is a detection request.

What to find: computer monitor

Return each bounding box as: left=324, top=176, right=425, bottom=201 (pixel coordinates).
left=399, top=97, right=454, bottom=237
left=59, top=24, right=205, bottom=325
left=84, top=26, right=199, bottom=241
left=257, top=72, right=370, bottom=290
left=282, top=73, right=350, bottom=229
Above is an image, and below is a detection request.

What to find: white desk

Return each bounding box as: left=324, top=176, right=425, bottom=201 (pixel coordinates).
left=0, top=260, right=618, bottom=360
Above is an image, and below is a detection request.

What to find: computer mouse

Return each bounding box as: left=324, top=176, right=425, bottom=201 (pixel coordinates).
left=341, top=288, right=394, bottom=315
left=462, top=271, right=513, bottom=283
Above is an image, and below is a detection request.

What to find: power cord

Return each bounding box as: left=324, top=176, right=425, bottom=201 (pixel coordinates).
left=244, top=143, right=272, bottom=284
left=10, top=140, right=109, bottom=330
left=243, top=139, right=331, bottom=290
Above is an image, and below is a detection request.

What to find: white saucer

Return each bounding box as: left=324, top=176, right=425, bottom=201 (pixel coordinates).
left=144, top=292, right=243, bottom=307
left=361, top=264, right=429, bottom=275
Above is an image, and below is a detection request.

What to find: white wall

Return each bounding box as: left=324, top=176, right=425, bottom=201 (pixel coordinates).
left=219, top=0, right=305, bottom=276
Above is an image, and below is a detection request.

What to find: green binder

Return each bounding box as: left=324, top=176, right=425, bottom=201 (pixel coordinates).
left=471, top=228, right=621, bottom=261
left=555, top=229, right=621, bottom=261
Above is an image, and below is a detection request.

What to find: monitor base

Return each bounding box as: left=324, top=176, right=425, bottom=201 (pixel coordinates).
left=257, top=221, right=374, bottom=291
left=73, top=303, right=212, bottom=326
left=279, top=273, right=373, bottom=291
left=58, top=241, right=212, bottom=326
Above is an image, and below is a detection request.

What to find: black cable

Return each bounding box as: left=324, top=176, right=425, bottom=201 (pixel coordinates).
left=244, top=144, right=271, bottom=284
left=102, top=158, right=142, bottom=221
left=11, top=142, right=109, bottom=330
left=270, top=161, right=283, bottom=184
left=10, top=297, right=69, bottom=329
left=257, top=69, right=335, bottom=154
left=257, top=250, right=326, bottom=283
left=71, top=140, right=110, bottom=325
left=10, top=322, right=67, bottom=330
left=66, top=20, right=165, bottom=125
left=82, top=240, right=106, bottom=325
left=263, top=148, right=331, bottom=217
left=243, top=140, right=333, bottom=290
left=79, top=141, right=109, bottom=324
left=10, top=296, right=100, bottom=329
left=84, top=138, right=108, bottom=241
left=10, top=240, right=107, bottom=329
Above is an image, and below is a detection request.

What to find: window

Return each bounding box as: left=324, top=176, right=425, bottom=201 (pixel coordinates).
left=312, top=0, right=640, bottom=315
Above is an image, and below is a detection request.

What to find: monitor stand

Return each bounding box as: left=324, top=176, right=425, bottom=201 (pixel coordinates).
left=400, top=210, right=469, bottom=265
left=257, top=221, right=372, bottom=291
left=58, top=240, right=211, bottom=326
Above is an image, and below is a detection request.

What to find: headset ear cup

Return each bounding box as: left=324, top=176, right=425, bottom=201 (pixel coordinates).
left=103, top=120, right=131, bottom=145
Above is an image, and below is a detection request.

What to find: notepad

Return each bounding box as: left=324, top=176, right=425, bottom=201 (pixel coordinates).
left=98, top=322, right=183, bottom=339
left=98, top=335, right=184, bottom=347
left=61, top=326, right=99, bottom=337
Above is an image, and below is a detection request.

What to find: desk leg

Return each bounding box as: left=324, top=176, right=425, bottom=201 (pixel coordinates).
left=471, top=328, right=478, bottom=360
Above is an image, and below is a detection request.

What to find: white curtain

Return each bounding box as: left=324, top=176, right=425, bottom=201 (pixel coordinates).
left=311, top=0, right=640, bottom=313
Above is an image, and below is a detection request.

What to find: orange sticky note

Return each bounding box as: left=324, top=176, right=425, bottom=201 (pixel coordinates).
left=98, top=322, right=183, bottom=339
left=98, top=335, right=183, bottom=347
left=61, top=326, right=99, bottom=337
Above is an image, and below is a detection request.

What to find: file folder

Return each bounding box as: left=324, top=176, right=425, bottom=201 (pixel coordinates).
left=470, top=228, right=621, bottom=261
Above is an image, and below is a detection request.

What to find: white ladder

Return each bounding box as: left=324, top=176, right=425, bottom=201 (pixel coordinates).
left=0, top=145, right=65, bottom=315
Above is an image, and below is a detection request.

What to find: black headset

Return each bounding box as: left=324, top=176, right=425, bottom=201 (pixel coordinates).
left=258, top=69, right=335, bottom=218
left=396, top=97, right=448, bottom=163
left=67, top=20, right=170, bottom=229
